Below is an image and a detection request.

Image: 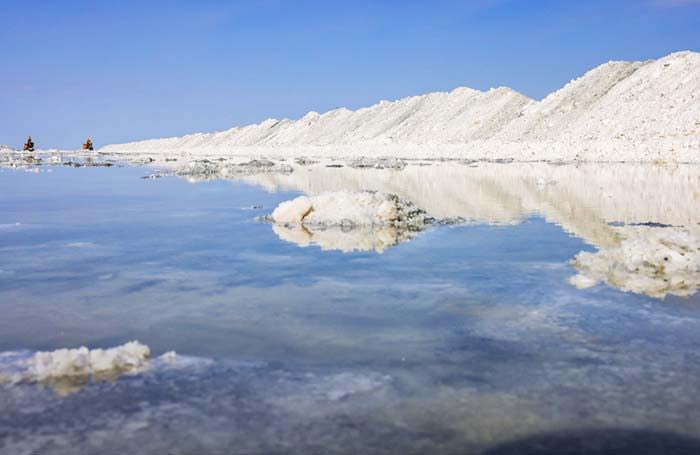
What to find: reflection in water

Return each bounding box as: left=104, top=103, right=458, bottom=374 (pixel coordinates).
left=272, top=223, right=419, bottom=253
left=233, top=161, right=700, bottom=297
left=3, top=163, right=700, bottom=452
left=234, top=162, right=699, bottom=237
left=570, top=227, right=700, bottom=298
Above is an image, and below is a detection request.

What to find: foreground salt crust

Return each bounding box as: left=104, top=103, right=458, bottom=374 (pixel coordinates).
left=100, top=51, right=700, bottom=162
left=27, top=341, right=151, bottom=380
left=570, top=228, right=700, bottom=298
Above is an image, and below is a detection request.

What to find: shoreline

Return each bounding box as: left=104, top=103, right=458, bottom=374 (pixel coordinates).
left=99, top=139, right=700, bottom=164
left=3, top=144, right=700, bottom=166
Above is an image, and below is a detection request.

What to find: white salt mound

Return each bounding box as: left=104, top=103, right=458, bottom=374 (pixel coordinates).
left=27, top=341, right=150, bottom=380
left=101, top=51, right=700, bottom=162
left=270, top=191, right=427, bottom=228
left=269, top=191, right=428, bottom=253
left=570, top=229, right=700, bottom=298
left=271, top=196, right=313, bottom=224
left=103, top=86, right=530, bottom=150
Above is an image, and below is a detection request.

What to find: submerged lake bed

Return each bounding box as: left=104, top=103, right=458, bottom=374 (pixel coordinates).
left=1, top=156, right=700, bottom=454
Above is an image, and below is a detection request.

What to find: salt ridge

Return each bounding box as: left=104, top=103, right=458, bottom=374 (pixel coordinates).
left=101, top=51, right=700, bottom=162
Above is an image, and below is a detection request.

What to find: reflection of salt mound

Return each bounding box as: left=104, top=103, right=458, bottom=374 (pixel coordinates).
left=28, top=341, right=151, bottom=380
left=270, top=191, right=429, bottom=252
left=273, top=224, right=417, bottom=253
left=570, top=229, right=700, bottom=298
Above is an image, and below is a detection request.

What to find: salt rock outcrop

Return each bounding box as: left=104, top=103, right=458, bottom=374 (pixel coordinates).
left=269, top=191, right=429, bottom=252
left=270, top=191, right=428, bottom=229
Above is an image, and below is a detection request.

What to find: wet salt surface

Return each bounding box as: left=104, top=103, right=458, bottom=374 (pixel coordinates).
left=1, top=164, right=700, bottom=454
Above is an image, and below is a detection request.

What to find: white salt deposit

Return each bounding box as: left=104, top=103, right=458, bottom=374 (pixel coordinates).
left=271, top=196, right=313, bottom=224
left=270, top=191, right=427, bottom=228
left=570, top=228, right=700, bottom=298
left=100, top=51, right=700, bottom=162
left=269, top=191, right=429, bottom=252
left=102, top=86, right=530, bottom=150
left=27, top=341, right=150, bottom=380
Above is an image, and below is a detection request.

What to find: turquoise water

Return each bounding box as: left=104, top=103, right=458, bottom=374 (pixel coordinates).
left=1, top=164, right=699, bottom=454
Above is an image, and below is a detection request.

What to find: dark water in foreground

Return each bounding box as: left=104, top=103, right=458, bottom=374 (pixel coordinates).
left=1, top=164, right=699, bottom=454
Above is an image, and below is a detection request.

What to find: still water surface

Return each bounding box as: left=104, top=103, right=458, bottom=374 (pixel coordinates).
left=1, top=163, right=699, bottom=454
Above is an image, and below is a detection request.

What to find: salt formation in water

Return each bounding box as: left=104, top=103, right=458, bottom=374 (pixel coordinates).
left=348, top=157, right=407, bottom=170
left=175, top=159, right=294, bottom=181
left=0, top=343, right=179, bottom=396
left=27, top=341, right=151, bottom=380
left=101, top=51, right=700, bottom=162
left=270, top=191, right=429, bottom=252
left=271, top=191, right=428, bottom=228
left=570, top=228, right=700, bottom=298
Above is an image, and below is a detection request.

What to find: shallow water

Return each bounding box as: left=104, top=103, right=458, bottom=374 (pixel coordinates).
left=1, top=162, right=700, bottom=454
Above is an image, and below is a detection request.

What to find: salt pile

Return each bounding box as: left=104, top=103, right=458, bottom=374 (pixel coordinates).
left=269, top=191, right=429, bottom=252
left=102, top=86, right=530, bottom=150
left=270, top=191, right=428, bottom=229
left=101, top=51, right=700, bottom=162
left=570, top=228, right=700, bottom=298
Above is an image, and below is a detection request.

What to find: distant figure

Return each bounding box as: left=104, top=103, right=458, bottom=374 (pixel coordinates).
left=23, top=136, right=34, bottom=152
left=82, top=137, right=94, bottom=151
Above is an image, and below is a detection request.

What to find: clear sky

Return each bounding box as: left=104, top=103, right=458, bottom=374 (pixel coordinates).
left=1, top=0, right=699, bottom=149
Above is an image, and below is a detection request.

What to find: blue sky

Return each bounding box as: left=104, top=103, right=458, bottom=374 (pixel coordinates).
left=1, top=0, right=699, bottom=149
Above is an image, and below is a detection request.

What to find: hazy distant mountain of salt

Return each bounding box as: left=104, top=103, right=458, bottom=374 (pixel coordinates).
left=102, top=51, right=700, bottom=162
left=105, top=87, right=530, bottom=148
